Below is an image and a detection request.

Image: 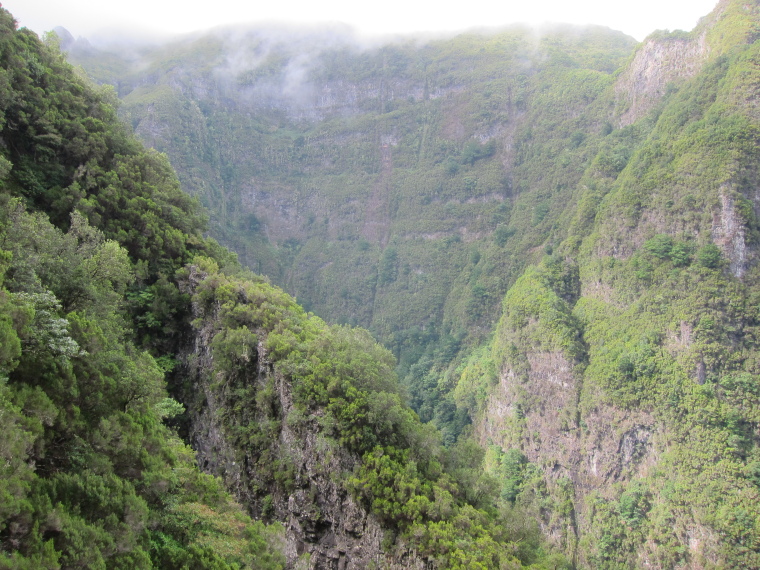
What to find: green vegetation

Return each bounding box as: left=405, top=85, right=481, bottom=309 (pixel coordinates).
left=0, top=6, right=567, bottom=568
left=183, top=256, right=565, bottom=567
left=0, top=11, right=286, bottom=568
left=66, top=21, right=635, bottom=365
left=37, top=0, right=760, bottom=566
left=452, top=5, right=760, bottom=565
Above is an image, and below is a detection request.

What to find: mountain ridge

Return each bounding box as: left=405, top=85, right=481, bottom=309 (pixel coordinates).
left=0, top=7, right=560, bottom=567
left=40, top=0, right=760, bottom=566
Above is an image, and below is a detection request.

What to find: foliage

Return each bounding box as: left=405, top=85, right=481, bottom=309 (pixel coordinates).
left=66, top=19, right=635, bottom=363
left=45, top=1, right=760, bottom=567
left=185, top=257, right=564, bottom=567
left=0, top=12, right=284, bottom=567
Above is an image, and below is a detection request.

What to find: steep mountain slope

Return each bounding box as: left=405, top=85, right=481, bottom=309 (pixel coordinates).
left=174, top=257, right=557, bottom=568
left=0, top=10, right=285, bottom=568
left=0, top=7, right=561, bottom=569
left=64, top=18, right=642, bottom=448
left=63, top=24, right=633, bottom=343
left=460, top=0, right=760, bottom=567
left=64, top=0, right=760, bottom=567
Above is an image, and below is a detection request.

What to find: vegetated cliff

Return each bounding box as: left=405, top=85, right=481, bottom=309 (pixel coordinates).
left=615, top=0, right=760, bottom=127
left=168, top=257, right=557, bottom=569
left=178, top=261, right=427, bottom=569
left=0, top=11, right=287, bottom=568
left=0, top=8, right=559, bottom=568
left=614, top=31, right=709, bottom=127
left=458, top=1, right=760, bottom=567
left=65, top=18, right=640, bottom=452
left=65, top=0, right=760, bottom=567
left=63, top=22, right=637, bottom=363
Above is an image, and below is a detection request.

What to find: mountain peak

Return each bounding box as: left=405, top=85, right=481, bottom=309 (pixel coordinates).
left=697, top=0, right=760, bottom=53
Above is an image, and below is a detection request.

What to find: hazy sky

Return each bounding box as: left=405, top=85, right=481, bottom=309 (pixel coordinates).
left=5, top=0, right=719, bottom=42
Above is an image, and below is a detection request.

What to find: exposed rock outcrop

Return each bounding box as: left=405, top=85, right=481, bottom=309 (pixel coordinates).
left=180, top=267, right=427, bottom=569
left=712, top=187, right=749, bottom=278
left=475, top=347, right=656, bottom=561
left=615, top=32, right=709, bottom=126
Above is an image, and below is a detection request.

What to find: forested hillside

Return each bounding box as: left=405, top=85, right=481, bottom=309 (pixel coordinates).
left=0, top=6, right=563, bottom=569
left=61, top=0, right=760, bottom=567
left=2, top=0, right=759, bottom=567
left=62, top=18, right=640, bottom=446
left=0, top=8, right=285, bottom=568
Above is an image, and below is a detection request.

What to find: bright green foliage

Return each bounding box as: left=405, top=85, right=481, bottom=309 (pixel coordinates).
left=454, top=344, right=497, bottom=417
left=184, top=258, right=564, bottom=567
left=0, top=13, right=208, bottom=275
left=47, top=0, right=760, bottom=567
left=493, top=260, right=585, bottom=368
left=0, top=6, right=563, bottom=567
left=697, top=243, right=722, bottom=268
left=0, top=11, right=283, bottom=567
left=643, top=234, right=675, bottom=260
left=496, top=449, right=529, bottom=504
left=448, top=4, right=760, bottom=566
left=66, top=20, right=636, bottom=374
left=0, top=200, right=284, bottom=568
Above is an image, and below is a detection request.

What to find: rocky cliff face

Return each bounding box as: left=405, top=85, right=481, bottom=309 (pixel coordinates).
left=615, top=32, right=710, bottom=126
left=179, top=265, right=427, bottom=569
left=65, top=2, right=760, bottom=566
left=65, top=23, right=637, bottom=355
left=475, top=347, right=658, bottom=564
left=615, top=0, right=760, bottom=128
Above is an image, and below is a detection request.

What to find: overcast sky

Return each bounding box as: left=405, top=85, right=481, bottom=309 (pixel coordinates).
left=5, top=0, right=719, bottom=42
